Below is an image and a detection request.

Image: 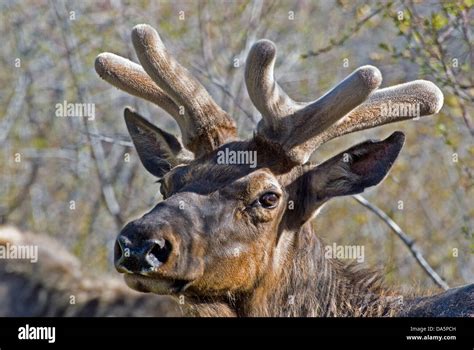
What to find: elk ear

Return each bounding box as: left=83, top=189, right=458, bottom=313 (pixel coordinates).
left=309, top=131, right=405, bottom=200
left=124, top=108, right=193, bottom=178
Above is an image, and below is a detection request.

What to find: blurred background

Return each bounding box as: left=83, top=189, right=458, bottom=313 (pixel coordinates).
left=0, top=0, right=472, bottom=292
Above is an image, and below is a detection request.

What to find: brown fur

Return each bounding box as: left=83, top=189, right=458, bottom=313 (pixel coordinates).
left=95, top=24, right=472, bottom=317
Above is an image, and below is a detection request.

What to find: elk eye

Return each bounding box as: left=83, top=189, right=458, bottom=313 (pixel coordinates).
left=258, top=192, right=279, bottom=209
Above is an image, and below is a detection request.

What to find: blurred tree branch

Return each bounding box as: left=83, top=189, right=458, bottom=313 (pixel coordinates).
left=301, top=2, right=390, bottom=59
left=353, top=194, right=450, bottom=290
left=0, top=161, right=39, bottom=224
left=192, top=64, right=256, bottom=123
left=51, top=0, right=123, bottom=227
left=82, top=131, right=133, bottom=148
left=388, top=0, right=473, bottom=135
left=0, top=74, right=28, bottom=145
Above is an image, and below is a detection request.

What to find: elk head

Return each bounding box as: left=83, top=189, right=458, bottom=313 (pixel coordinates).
left=95, top=25, right=443, bottom=305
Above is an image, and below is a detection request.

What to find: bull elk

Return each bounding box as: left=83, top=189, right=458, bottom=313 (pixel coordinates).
left=95, top=24, right=473, bottom=317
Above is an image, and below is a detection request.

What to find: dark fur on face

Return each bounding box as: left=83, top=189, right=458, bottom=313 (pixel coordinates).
left=116, top=118, right=409, bottom=316
left=95, top=24, right=471, bottom=317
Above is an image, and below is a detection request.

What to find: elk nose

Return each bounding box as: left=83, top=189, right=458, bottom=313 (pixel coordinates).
left=114, top=235, right=172, bottom=274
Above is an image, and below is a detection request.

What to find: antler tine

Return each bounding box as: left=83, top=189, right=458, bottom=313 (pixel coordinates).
left=131, top=24, right=237, bottom=155
left=316, top=80, right=444, bottom=146
left=245, top=40, right=299, bottom=125
left=95, top=53, right=181, bottom=121
left=246, top=40, right=382, bottom=165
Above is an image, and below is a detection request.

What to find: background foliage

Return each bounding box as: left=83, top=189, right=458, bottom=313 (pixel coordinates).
left=0, top=0, right=472, bottom=291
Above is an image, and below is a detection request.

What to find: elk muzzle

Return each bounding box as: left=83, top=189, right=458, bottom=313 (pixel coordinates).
left=113, top=204, right=206, bottom=295
left=114, top=234, right=172, bottom=274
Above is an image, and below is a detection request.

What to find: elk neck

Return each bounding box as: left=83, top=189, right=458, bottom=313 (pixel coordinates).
left=185, top=222, right=402, bottom=317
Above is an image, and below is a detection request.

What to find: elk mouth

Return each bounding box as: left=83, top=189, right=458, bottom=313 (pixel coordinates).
left=124, top=273, right=192, bottom=295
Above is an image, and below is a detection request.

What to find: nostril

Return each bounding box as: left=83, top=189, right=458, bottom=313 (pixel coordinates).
left=147, top=239, right=172, bottom=266
left=114, top=238, right=128, bottom=273
left=114, top=240, right=123, bottom=261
